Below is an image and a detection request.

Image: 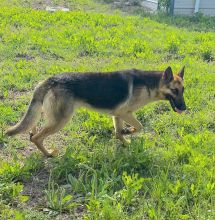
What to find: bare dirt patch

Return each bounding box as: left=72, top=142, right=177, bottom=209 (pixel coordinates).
left=32, top=0, right=68, bottom=10
left=32, top=0, right=53, bottom=10
left=21, top=166, right=50, bottom=208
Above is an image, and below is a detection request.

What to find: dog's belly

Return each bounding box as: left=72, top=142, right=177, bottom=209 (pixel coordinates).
left=74, top=99, right=122, bottom=115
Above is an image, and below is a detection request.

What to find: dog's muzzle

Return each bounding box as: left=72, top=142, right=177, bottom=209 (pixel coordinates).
left=166, top=95, right=186, bottom=114
left=170, top=98, right=186, bottom=114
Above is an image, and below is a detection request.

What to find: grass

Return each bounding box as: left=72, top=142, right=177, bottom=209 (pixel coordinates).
left=0, top=0, right=215, bottom=219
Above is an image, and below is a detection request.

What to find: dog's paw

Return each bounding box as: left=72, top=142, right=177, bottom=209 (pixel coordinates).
left=49, top=149, right=59, bottom=157
left=121, top=127, right=136, bottom=135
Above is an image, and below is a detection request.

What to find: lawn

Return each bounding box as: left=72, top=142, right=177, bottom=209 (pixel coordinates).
left=0, top=0, right=214, bottom=219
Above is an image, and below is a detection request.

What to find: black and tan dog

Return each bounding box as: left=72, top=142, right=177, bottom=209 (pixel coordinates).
left=6, top=66, right=186, bottom=157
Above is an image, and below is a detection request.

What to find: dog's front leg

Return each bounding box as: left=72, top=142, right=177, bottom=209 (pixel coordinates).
left=120, top=113, right=143, bottom=135
left=112, top=116, right=128, bottom=144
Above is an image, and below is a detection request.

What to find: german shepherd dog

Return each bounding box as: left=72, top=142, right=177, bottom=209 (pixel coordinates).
left=6, top=66, right=186, bottom=157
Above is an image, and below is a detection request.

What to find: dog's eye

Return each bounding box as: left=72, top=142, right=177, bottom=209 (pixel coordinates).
left=171, top=89, right=179, bottom=95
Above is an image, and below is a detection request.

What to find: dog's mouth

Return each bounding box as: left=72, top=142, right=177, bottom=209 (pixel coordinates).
left=169, top=98, right=185, bottom=114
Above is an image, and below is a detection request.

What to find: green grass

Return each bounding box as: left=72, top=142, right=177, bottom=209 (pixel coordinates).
left=0, top=0, right=215, bottom=219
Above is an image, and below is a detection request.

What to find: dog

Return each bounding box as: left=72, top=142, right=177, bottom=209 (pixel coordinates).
left=6, top=66, right=186, bottom=157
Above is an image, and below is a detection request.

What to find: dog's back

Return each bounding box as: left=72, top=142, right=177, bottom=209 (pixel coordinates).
left=49, top=71, right=131, bottom=109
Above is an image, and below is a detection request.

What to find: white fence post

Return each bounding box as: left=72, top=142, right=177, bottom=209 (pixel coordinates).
left=194, top=0, right=200, bottom=13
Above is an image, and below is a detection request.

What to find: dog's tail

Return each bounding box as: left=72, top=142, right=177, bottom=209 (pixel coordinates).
left=5, top=80, right=50, bottom=136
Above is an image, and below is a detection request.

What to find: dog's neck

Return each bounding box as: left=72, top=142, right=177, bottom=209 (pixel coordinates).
left=132, top=69, right=162, bottom=99
left=132, top=69, right=162, bottom=88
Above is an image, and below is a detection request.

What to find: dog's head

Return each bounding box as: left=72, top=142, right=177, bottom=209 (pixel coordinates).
left=160, top=66, right=186, bottom=114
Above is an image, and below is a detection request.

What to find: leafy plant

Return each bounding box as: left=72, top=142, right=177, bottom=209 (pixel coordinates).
left=45, top=180, right=78, bottom=213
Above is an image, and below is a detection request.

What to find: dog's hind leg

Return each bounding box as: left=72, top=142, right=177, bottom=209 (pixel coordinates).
left=30, top=120, right=69, bottom=157
left=29, top=126, right=37, bottom=141
left=29, top=112, right=43, bottom=140
left=31, top=91, right=74, bottom=157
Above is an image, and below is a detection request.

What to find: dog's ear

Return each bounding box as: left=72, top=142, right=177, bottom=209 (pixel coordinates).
left=162, top=66, right=173, bottom=83
left=178, top=66, right=185, bottom=80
